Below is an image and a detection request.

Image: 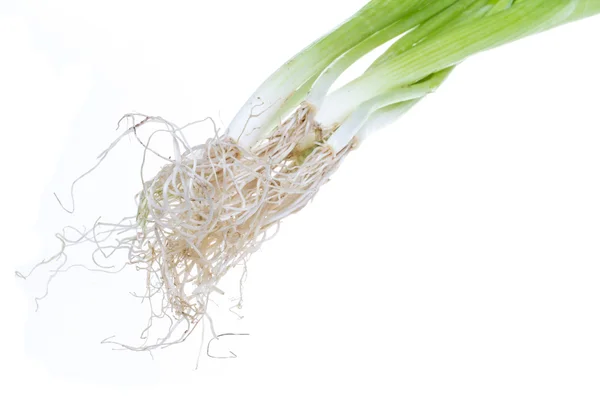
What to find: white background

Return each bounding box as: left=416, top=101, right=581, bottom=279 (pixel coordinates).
left=2, top=0, right=600, bottom=398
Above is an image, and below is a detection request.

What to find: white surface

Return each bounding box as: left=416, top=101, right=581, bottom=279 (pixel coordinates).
left=2, top=1, right=600, bottom=398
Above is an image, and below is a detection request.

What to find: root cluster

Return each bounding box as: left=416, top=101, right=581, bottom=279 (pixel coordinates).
left=23, top=105, right=352, bottom=350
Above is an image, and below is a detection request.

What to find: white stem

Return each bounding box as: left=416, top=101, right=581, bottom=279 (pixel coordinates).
left=326, top=84, right=433, bottom=152
left=355, top=100, right=419, bottom=144
left=305, top=61, right=346, bottom=111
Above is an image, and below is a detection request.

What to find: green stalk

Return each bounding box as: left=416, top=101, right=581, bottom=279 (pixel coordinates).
left=352, top=0, right=529, bottom=145
left=227, top=0, right=444, bottom=147
left=369, top=0, right=482, bottom=70
left=317, top=0, right=504, bottom=129
left=318, top=0, right=585, bottom=127
left=487, top=0, right=513, bottom=14
left=568, top=0, right=600, bottom=22
left=305, top=0, right=461, bottom=110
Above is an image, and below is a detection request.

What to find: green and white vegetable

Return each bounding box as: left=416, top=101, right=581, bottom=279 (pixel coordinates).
left=20, top=0, right=600, bottom=351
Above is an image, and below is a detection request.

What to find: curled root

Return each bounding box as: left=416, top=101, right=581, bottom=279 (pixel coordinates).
left=23, top=104, right=352, bottom=351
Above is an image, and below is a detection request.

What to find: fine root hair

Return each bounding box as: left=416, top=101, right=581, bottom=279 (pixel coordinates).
left=20, top=104, right=352, bottom=351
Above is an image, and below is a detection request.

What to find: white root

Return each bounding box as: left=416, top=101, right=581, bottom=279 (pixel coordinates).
left=21, top=104, right=352, bottom=351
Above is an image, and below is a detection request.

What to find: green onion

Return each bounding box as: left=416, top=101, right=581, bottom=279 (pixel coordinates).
left=22, top=0, right=600, bottom=351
